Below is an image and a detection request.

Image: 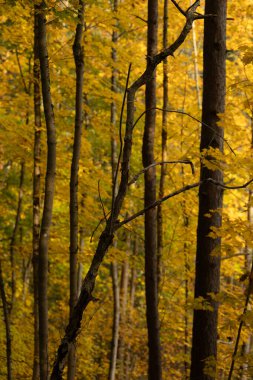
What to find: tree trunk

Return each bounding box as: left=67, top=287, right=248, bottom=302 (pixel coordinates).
left=125, top=240, right=138, bottom=380
left=109, top=262, right=120, bottom=380
left=68, top=2, right=85, bottom=378
left=9, top=161, right=25, bottom=314
left=142, top=0, right=162, bottom=379
left=108, top=2, right=121, bottom=378
left=37, top=1, right=57, bottom=378
left=0, top=261, right=12, bottom=380
left=32, top=8, right=41, bottom=379
left=157, top=0, right=168, bottom=289
left=190, top=1, right=227, bottom=379
left=118, top=257, right=129, bottom=378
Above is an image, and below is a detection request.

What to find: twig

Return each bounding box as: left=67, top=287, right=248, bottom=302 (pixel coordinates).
left=15, top=48, right=29, bottom=94
left=221, top=252, right=249, bottom=261
left=134, top=15, right=147, bottom=23
left=98, top=180, right=107, bottom=222
left=132, top=107, right=236, bottom=155
left=90, top=211, right=111, bottom=243
left=128, top=160, right=194, bottom=185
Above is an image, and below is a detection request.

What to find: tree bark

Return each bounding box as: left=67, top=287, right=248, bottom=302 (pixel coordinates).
left=0, top=261, right=12, bottom=380
left=190, top=1, right=227, bottom=379
left=32, top=8, right=41, bottom=379
left=68, top=1, right=85, bottom=378
left=37, top=1, right=57, bottom=378
left=157, top=0, right=168, bottom=288
left=142, top=0, right=162, bottom=378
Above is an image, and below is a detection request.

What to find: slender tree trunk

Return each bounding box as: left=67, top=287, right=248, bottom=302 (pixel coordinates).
left=109, top=262, right=120, bottom=380
left=157, top=0, right=168, bottom=288
left=125, top=261, right=137, bottom=380
left=68, top=2, right=85, bottom=378
left=109, top=1, right=120, bottom=377
left=190, top=1, right=227, bottom=379
left=0, top=261, right=12, bottom=380
left=32, top=9, right=41, bottom=379
left=37, top=1, right=57, bottom=378
left=190, top=0, right=201, bottom=110
left=142, top=0, right=162, bottom=378
left=9, top=161, right=25, bottom=314
left=118, top=257, right=129, bottom=378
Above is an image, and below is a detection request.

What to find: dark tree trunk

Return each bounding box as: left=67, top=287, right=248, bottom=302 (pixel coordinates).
left=32, top=8, right=41, bottom=379
left=68, top=1, right=85, bottom=378
left=37, top=1, right=57, bottom=378
left=157, top=0, right=168, bottom=288
left=0, top=261, right=12, bottom=380
left=142, top=0, right=162, bottom=379
left=190, top=1, right=227, bottom=379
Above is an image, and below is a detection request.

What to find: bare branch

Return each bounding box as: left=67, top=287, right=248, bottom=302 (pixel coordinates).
left=110, top=64, right=132, bottom=233
left=98, top=180, right=107, bottom=221
left=221, top=252, right=249, bottom=261
left=116, top=182, right=200, bottom=229
left=133, top=107, right=236, bottom=155
left=186, top=0, right=200, bottom=13
left=116, top=178, right=253, bottom=229
left=15, top=48, right=29, bottom=95
left=170, top=0, right=186, bottom=16
left=134, top=15, right=147, bottom=23
left=128, top=160, right=195, bottom=186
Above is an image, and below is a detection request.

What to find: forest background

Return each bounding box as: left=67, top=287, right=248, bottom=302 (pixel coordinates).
left=0, top=0, right=253, bottom=379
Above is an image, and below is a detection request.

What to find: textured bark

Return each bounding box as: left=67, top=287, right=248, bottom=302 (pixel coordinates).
left=0, top=261, right=12, bottom=380
left=157, top=0, right=168, bottom=288
left=32, top=8, right=41, bottom=379
left=142, top=0, right=162, bottom=378
left=68, top=2, right=85, bottom=378
left=190, top=1, right=227, bottom=379
left=37, top=2, right=57, bottom=378
left=50, top=5, right=202, bottom=377
left=9, top=162, right=24, bottom=314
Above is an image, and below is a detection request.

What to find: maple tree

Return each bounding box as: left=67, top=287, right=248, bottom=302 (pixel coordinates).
left=0, top=0, right=253, bottom=379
